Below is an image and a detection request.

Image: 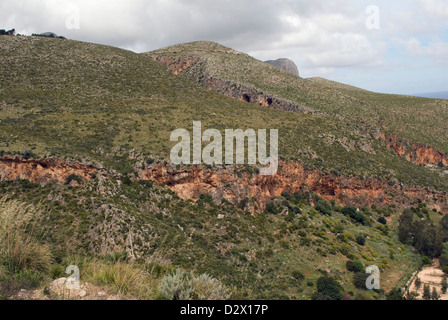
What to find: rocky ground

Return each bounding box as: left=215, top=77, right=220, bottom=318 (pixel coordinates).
left=8, top=278, right=126, bottom=301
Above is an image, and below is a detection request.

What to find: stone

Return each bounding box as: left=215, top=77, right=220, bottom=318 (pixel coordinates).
left=265, top=58, right=300, bottom=77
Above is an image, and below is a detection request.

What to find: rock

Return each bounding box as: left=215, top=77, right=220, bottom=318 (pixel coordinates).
left=79, top=290, right=87, bottom=298
left=265, top=58, right=300, bottom=77
left=98, top=291, right=106, bottom=297
left=218, top=214, right=225, bottom=220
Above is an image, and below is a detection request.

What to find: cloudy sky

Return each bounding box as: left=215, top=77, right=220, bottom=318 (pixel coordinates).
left=2, top=0, right=448, bottom=95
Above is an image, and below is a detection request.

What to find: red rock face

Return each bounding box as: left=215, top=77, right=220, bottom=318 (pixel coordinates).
left=0, top=156, right=99, bottom=185
left=384, top=134, right=448, bottom=167
left=1, top=156, right=446, bottom=213
left=140, top=162, right=448, bottom=214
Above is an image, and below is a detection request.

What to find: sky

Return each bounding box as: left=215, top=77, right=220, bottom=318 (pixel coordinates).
left=1, top=0, right=448, bottom=95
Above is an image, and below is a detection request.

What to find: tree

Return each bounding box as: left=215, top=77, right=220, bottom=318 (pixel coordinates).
left=398, top=209, right=414, bottom=244
left=413, top=220, right=443, bottom=258
left=423, top=284, right=431, bottom=300
left=315, top=199, right=332, bottom=216
left=440, top=215, right=448, bottom=242
left=442, top=277, right=448, bottom=295
left=415, top=277, right=422, bottom=290
left=312, top=276, right=343, bottom=300
left=431, top=287, right=440, bottom=300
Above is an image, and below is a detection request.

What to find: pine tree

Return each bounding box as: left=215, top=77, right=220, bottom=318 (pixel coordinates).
left=442, top=277, right=448, bottom=295
left=423, top=284, right=431, bottom=300
left=431, top=287, right=440, bottom=300
left=415, top=277, right=422, bottom=290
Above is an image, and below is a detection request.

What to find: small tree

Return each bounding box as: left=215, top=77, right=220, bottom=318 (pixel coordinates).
left=442, top=277, right=448, bottom=294
left=431, top=287, right=440, bottom=300
left=415, top=277, right=422, bottom=290
left=356, top=235, right=366, bottom=246
left=423, top=284, right=431, bottom=300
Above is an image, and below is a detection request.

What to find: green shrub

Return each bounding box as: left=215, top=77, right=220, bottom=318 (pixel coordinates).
left=422, top=256, right=432, bottom=265
left=353, top=272, right=369, bottom=290
left=50, top=265, right=66, bottom=280
left=312, top=276, right=343, bottom=300
left=315, top=200, right=332, bottom=216
left=265, top=202, right=282, bottom=215
left=342, top=206, right=366, bottom=225
left=158, top=269, right=230, bottom=300
left=356, top=235, right=366, bottom=246
left=346, top=260, right=364, bottom=273
left=292, top=270, right=305, bottom=282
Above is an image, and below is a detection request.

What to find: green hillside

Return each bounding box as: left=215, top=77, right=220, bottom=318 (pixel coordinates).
left=148, top=41, right=448, bottom=152
left=0, top=37, right=446, bottom=189
left=0, top=36, right=446, bottom=300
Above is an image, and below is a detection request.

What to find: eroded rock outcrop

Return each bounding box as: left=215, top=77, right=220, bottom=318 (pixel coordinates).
left=1, top=155, right=446, bottom=214
left=139, top=161, right=448, bottom=214
left=0, top=156, right=102, bottom=185
left=148, top=55, right=316, bottom=115
left=382, top=133, right=448, bottom=167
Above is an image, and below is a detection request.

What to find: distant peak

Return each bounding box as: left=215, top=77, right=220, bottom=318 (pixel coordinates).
left=265, top=58, right=299, bottom=77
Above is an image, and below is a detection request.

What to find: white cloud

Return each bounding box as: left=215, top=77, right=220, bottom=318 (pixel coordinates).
left=0, top=0, right=447, bottom=92
left=405, top=37, right=448, bottom=64
left=417, top=0, right=448, bottom=20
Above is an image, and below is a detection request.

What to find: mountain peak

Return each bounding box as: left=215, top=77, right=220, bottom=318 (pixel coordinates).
left=265, top=58, right=299, bottom=77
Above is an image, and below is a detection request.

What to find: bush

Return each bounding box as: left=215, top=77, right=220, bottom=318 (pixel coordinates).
left=346, top=260, right=364, bottom=273
left=94, top=262, right=146, bottom=296
left=312, top=276, right=343, bottom=300
left=378, top=217, right=387, bottom=225
left=342, top=206, right=367, bottom=225
left=315, top=200, right=332, bottom=216
left=191, top=274, right=231, bottom=300
left=342, top=206, right=357, bottom=217
left=158, top=269, right=230, bottom=300
left=443, top=266, right=448, bottom=275
left=387, top=288, right=404, bottom=300
left=422, top=256, right=432, bottom=265
left=353, top=272, right=369, bottom=290
left=292, top=270, right=305, bottom=282
left=265, top=202, right=282, bottom=215
left=356, top=235, right=366, bottom=246
left=50, top=265, right=66, bottom=280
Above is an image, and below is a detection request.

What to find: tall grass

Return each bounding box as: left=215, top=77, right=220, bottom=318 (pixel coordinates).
left=0, top=197, right=51, bottom=275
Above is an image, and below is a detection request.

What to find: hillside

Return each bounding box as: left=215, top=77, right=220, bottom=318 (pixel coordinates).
left=0, top=36, right=446, bottom=300
left=147, top=41, right=448, bottom=165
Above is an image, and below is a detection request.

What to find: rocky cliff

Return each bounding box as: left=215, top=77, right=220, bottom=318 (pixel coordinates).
left=138, top=161, right=448, bottom=214
left=383, top=133, right=448, bottom=167
left=2, top=156, right=447, bottom=214
left=0, top=156, right=103, bottom=185
left=265, top=58, right=300, bottom=77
